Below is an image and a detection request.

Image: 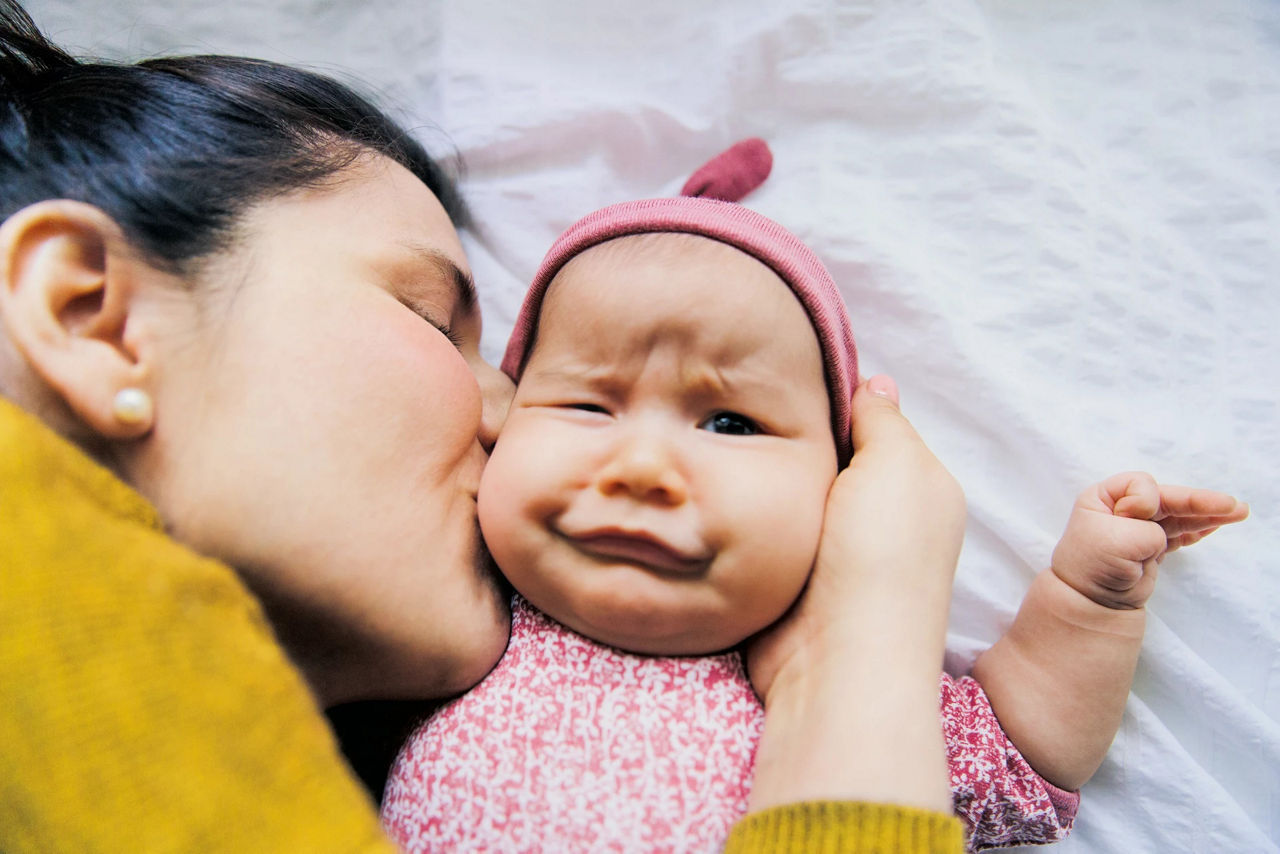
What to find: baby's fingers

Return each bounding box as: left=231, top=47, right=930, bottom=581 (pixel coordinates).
left=1165, top=526, right=1219, bottom=554
left=1096, top=471, right=1160, bottom=518
left=1159, top=507, right=1249, bottom=539
left=1152, top=485, right=1248, bottom=522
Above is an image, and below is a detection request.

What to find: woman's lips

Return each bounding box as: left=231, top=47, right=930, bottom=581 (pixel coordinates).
left=568, top=530, right=708, bottom=575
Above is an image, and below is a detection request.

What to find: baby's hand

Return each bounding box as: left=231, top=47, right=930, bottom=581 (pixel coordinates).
left=1051, top=472, right=1249, bottom=610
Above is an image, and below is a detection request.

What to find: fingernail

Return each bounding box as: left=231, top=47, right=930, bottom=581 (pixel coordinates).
left=867, top=374, right=899, bottom=403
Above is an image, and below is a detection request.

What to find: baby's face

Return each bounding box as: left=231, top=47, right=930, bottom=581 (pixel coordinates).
left=479, top=234, right=838, bottom=655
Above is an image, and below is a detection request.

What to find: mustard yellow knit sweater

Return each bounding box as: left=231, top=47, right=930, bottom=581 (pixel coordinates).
left=0, top=397, right=962, bottom=853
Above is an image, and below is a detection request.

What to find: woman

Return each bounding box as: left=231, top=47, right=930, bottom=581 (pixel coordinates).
left=0, top=2, right=965, bottom=850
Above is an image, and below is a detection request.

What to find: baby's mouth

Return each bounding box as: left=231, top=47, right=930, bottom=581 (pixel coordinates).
left=567, top=529, right=709, bottom=576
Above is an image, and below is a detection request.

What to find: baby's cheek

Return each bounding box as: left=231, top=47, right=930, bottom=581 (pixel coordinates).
left=477, top=430, right=564, bottom=580
left=477, top=445, right=525, bottom=552
left=722, top=488, right=822, bottom=640
left=744, top=480, right=826, bottom=577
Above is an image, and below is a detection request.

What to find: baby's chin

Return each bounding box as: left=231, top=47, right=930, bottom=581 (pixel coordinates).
left=525, top=578, right=764, bottom=657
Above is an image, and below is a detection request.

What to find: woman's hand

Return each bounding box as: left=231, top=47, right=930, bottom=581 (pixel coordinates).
left=747, top=375, right=965, bottom=701
left=744, top=375, right=965, bottom=812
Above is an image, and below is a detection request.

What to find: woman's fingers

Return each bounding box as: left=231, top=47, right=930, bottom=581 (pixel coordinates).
left=849, top=374, right=914, bottom=453
left=864, top=373, right=900, bottom=405
left=747, top=375, right=964, bottom=700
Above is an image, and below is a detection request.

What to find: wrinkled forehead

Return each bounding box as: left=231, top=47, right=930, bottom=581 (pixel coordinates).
left=529, top=233, right=829, bottom=397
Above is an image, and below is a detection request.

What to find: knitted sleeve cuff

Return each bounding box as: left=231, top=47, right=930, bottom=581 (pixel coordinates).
left=724, top=801, right=966, bottom=854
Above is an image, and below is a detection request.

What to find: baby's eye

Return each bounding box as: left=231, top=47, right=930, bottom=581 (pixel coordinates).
left=699, top=411, right=761, bottom=436
left=567, top=403, right=610, bottom=414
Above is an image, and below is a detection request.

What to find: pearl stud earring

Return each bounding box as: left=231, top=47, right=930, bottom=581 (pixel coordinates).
left=112, top=388, right=153, bottom=427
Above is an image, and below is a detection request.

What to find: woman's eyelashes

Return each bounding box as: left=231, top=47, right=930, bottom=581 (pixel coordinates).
left=433, top=321, right=464, bottom=348
left=397, top=294, right=464, bottom=347
left=420, top=312, right=463, bottom=347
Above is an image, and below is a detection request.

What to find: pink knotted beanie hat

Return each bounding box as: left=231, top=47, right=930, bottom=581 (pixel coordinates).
left=502, top=138, right=859, bottom=465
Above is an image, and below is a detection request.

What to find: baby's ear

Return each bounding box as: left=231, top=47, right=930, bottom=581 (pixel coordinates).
left=0, top=200, right=158, bottom=439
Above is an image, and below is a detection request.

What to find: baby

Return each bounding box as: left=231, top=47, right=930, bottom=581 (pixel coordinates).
left=382, top=141, right=1246, bottom=852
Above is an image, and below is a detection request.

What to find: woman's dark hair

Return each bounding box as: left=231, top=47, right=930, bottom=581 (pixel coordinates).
left=0, top=0, right=466, bottom=275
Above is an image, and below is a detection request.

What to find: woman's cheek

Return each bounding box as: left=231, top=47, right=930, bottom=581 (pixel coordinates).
left=414, top=327, right=485, bottom=433
left=336, top=305, right=484, bottom=463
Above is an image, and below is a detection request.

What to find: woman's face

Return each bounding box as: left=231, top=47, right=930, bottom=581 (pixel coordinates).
left=127, top=155, right=513, bottom=704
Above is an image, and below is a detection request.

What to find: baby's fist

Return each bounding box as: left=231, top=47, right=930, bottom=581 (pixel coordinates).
left=1051, top=472, right=1248, bottom=610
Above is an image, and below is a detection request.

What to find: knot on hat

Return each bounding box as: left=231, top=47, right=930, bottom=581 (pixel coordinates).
left=679, top=137, right=773, bottom=202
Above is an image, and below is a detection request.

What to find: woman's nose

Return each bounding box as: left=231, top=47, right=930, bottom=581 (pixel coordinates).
left=596, top=434, right=688, bottom=506
left=473, top=358, right=514, bottom=453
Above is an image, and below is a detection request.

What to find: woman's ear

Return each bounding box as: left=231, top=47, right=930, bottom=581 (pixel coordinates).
left=0, top=200, right=159, bottom=439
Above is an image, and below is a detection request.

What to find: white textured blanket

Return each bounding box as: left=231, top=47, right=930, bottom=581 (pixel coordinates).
left=30, top=1, right=1279, bottom=850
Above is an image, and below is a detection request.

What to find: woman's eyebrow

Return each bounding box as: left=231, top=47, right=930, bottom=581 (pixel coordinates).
left=402, top=244, right=477, bottom=311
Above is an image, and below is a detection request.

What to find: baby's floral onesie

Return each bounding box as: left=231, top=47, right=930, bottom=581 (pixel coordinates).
left=382, top=595, right=1078, bottom=853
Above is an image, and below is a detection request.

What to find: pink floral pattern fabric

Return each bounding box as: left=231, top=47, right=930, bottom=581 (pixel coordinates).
left=940, top=672, right=1080, bottom=850
left=382, top=596, right=1077, bottom=853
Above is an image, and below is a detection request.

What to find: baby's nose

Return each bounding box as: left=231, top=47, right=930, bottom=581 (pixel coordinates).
left=474, top=359, right=514, bottom=453
left=596, top=435, right=688, bottom=506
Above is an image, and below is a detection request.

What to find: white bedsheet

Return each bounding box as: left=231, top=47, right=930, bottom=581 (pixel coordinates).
left=29, top=1, right=1279, bottom=850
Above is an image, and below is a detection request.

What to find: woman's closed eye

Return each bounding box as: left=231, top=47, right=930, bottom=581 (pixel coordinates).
left=397, top=296, right=464, bottom=348
left=699, top=411, right=761, bottom=436
left=429, top=319, right=464, bottom=348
